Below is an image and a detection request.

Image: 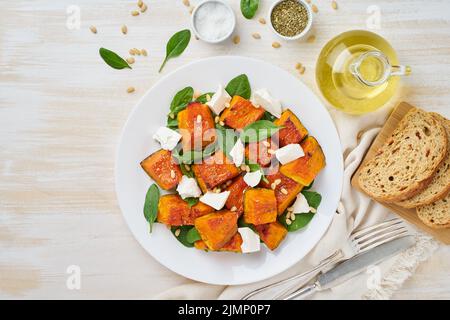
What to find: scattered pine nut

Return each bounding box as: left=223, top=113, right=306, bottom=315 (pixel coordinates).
left=271, top=183, right=276, bottom=190
left=280, top=188, right=288, bottom=195
left=126, top=57, right=135, bottom=64
left=121, top=25, right=128, bottom=35
left=224, top=102, right=230, bottom=108
left=312, top=4, right=318, bottom=13
left=214, top=116, right=220, bottom=124
left=240, top=164, right=247, bottom=171
left=138, top=0, right=144, bottom=8
left=258, top=17, right=266, bottom=24
left=213, top=187, right=221, bottom=193
left=219, top=121, right=225, bottom=126
left=196, top=114, right=202, bottom=123
left=170, top=169, right=176, bottom=179
left=174, top=228, right=181, bottom=237
left=299, top=66, right=306, bottom=75
left=129, top=49, right=135, bottom=55
left=131, top=10, right=140, bottom=16
left=331, top=1, right=338, bottom=10
left=182, top=0, right=190, bottom=7
left=262, top=141, right=270, bottom=147
left=134, top=48, right=141, bottom=55
left=141, top=49, right=148, bottom=56
left=226, top=180, right=232, bottom=186
left=233, top=35, right=240, bottom=44
left=306, top=0, right=311, bottom=3
left=287, top=206, right=294, bottom=212
left=127, top=87, right=135, bottom=94
left=272, top=42, right=281, bottom=48
left=230, top=206, right=237, bottom=212
left=206, top=94, right=211, bottom=102
left=286, top=218, right=292, bottom=225
left=254, top=104, right=260, bottom=108
left=295, top=62, right=303, bottom=70
left=169, top=113, right=175, bottom=119
left=310, top=207, right=317, bottom=213
left=291, top=213, right=296, bottom=221
left=184, top=164, right=191, bottom=172
left=140, top=4, right=148, bottom=13
left=195, top=35, right=200, bottom=40
left=267, top=149, right=275, bottom=155
left=252, top=33, right=261, bottom=39
left=274, top=179, right=281, bottom=186
left=307, top=35, right=316, bottom=43
left=189, top=6, right=195, bottom=14
left=89, top=25, right=97, bottom=34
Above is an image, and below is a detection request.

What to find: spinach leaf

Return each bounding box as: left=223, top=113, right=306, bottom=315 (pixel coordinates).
left=99, top=47, right=131, bottom=70
left=246, top=163, right=269, bottom=184
left=240, top=0, right=259, bottom=19
left=180, top=162, right=194, bottom=178
left=195, top=92, right=215, bottom=104
left=262, top=111, right=276, bottom=121
left=172, top=142, right=217, bottom=164
left=238, top=216, right=257, bottom=233
left=303, top=180, right=314, bottom=190
left=302, top=190, right=322, bottom=209
left=184, top=197, right=198, bottom=207
left=170, top=86, right=194, bottom=113
left=159, top=29, right=191, bottom=73
left=240, top=120, right=281, bottom=143
left=171, top=226, right=194, bottom=247
left=143, top=184, right=160, bottom=233
left=186, top=227, right=202, bottom=244
left=225, top=74, right=251, bottom=99
left=216, top=126, right=238, bottom=155
left=280, top=212, right=315, bottom=232
left=166, top=117, right=178, bottom=129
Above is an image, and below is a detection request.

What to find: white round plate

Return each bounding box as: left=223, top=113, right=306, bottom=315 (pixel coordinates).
left=115, top=56, right=343, bottom=285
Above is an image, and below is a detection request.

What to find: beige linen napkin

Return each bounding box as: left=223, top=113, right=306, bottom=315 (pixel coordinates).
left=156, top=105, right=439, bottom=300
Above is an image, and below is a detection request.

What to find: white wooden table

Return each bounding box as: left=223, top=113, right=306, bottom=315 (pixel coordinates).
left=1, top=0, right=449, bottom=299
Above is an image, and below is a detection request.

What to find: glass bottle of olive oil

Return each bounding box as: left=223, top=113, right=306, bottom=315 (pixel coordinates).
left=316, top=30, right=411, bottom=114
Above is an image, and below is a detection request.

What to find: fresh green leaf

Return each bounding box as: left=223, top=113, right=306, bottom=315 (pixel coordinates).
left=195, top=92, right=215, bottom=104
left=184, top=197, right=199, bottom=207
left=301, top=190, right=322, bottom=209
left=240, top=0, right=259, bottom=19
left=280, top=212, right=315, bottom=232
left=99, top=47, right=131, bottom=70
left=171, top=226, right=194, bottom=247
left=303, top=180, right=314, bottom=190
left=240, top=120, right=281, bottom=142
left=262, top=111, right=277, bottom=121
left=225, top=74, right=251, bottom=99
left=170, top=86, right=194, bottom=113
left=159, top=29, right=191, bottom=73
left=180, top=162, right=194, bottom=178
left=166, top=116, right=178, bottom=129
left=186, top=227, right=202, bottom=243
left=143, top=184, right=160, bottom=233
left=172, top=143, right=217, bottom=164
left=216, top=126, right=238, bottom=155
left=246, top=162, right=269, bottom=184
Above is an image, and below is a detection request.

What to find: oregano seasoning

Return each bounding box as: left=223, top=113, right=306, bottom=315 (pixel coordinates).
left=271, top=0, right=309, bottom=37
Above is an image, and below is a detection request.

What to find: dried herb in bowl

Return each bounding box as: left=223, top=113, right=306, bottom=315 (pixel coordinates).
left=271, top=0, right=309, bottom=38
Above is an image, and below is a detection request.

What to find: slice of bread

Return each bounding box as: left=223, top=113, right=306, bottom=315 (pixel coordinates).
left=417, top=193, right=450, bottom=229
left=357, top=108, right=448, bottom=202
left=397, top=113, right=450, bottom=208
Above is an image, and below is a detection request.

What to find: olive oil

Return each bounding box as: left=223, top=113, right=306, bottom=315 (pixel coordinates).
left=316, top=30, right=409, bottom=114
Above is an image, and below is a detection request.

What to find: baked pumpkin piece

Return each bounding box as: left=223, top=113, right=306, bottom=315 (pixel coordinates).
left=280, top=136, right=326, bottom=186
left=194, top=233, right=242, bottom=252
left=255, top=221, right=288, bottom=250
left=260, top=169, right=303, bottom=214
left=219, top=96, right=265, bottom=129
left=157, top=194, right=188, bottom=226
left=245, top=138, right=278, bottom=167
left=225, top=175, right=249, bottom=215
left=274, top=109, right=308, bottom=147
left=177, top=102, right=216, bottom=152
left=183, top=201, right=214, bottom=225
left=194, top=210, right=239, bottom=250
left=141, top=149, right=182, bottom=190
left=192, top=150, right=240, bottom=192
left=243, top=188, right=278, bottom=225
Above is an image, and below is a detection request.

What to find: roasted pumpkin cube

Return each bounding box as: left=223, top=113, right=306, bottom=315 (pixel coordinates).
left=141, top=149, right=182, bottom=190
left=194, top=233, right=242, bottom=252
left=157, top=194, right=188, bottom=226
left=183, top=201, right=214, bottom=225
left=195, top=210, right=238, bottom=250
left=219, top=96, right=265, bottom=129
left=243, top=188, right=278, bottom=225
left=255, top=221, right=288, bottom=250
left=260, top=170, right=303, bottom=214
left=178, top=102, right=216, bottom=152
left=274, top=109, right=308, bottom=147
left=225, top=175, right=249, bottom=215
left=280, top=136, right=326, bottom=186
left=192, top=150, right=240, bottom=192
left=245, top=138, right=278, bottom=167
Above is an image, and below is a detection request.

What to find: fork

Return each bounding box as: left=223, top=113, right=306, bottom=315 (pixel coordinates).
left=241, top=218, right=410, bottom=300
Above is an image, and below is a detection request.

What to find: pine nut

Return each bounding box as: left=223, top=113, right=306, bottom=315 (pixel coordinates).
left=274, top=179, right=281, bottom=186
left=240, top=164, right=247, bottom=171
left=224, top=102, right=230, bottom=108
left=219, top=121, right=225, bottom=126
left=175, top=228, right=181, bottom=237
left=134, top=48, right=141, bottom=55
left=170, top=169, right=176, bottom=178
left=286, top=218, right=292, bottom=225
left=89, top=25, right=97, bottom=34
left=184, top=164, right=191, bottom=171
left=138, top=0, right=144, bottom=8
left=189, top=6, right=195, bottom=14
left=252, top=33, right=261, bottom=39
left=271, top=183, right=276, bottom=190
left=182, top=0, right=190, bottom=7
left=169, top=113, right=175, bottom=119
left=245, top=165, right=250, bottom=172
left=127, top=87, right=135, bottom=93
left=206, top=94, right=211, bottom=102
left=214, top=116, right=220, bottom=124
left=310, top=207, right=317, bottom=213
left=121, top=25, right=128, bottom=35
left=262, top=141, right=270, bottom=147
left=129, top=49, right=135, bottom=55
left=287, top=206, right=294, bottom=212
left=332, top=1, right=338, bottom=10
left=291, top=213, right=296, bottom=221
left=312, top=4, right=318, bottom=13
left=196, top=115, right=202, bottom=123
left=140, top=4, right=147, bottom=13
left=126, top=57, right=135, bottom=64
left=141, top=49, right=148, bottom=56
left=307, top=35, right=316, bottom=43
left=230, top=206, right=237, bottom=212
left=233, top=35, right=240, bottom=44
left=131, top=10, right=140, bottom=16
left=272, top=42, right=281, bottom=48
left=295, top=62, right=302, bottom=69
left=280, top=188, right=288, bottom=195
left=258, top=17, right=266, bottom=24
left=267, top=149, right=275, bottom=155
left=299, top=66, right=306, bottom=75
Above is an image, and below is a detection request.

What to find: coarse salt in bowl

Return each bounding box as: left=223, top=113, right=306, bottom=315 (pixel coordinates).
left=191, top=0, right=236, bottom=44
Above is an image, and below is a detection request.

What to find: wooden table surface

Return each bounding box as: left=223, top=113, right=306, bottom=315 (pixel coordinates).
left=1, top=0, right=449, bottom=299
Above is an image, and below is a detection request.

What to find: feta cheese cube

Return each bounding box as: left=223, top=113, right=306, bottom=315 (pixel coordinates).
left=199, top=190, right=230, bottom=210
left=238, top=227, right=261, bottom=253
left=176, top=175, right=202, bottom=199
left=152, top=126, right=182, bottom=151
left=291, top=193, right=311, bottom=214
left=243, top=170, right=262, bottom=187
left=206, top=84, right=231, bottom=115
left=251, top=88, right=282, bottom=118
left=275, top=144, right=304, bottom=165
left=229, top=139, right=245, bottom=167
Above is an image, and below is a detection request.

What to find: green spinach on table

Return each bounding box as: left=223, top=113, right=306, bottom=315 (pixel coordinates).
left=159, top=29, right=191, bottom=73
left=240, top=0, right=259, bottom=19
left=99, top=47, right=131, bottom=70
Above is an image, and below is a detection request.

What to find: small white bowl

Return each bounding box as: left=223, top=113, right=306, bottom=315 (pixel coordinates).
left=268, top=0, right=313, bottom=41
left=191, top=0, right=236, bottom=44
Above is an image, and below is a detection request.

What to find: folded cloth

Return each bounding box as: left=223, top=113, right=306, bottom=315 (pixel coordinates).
left=156, top=105, right=439, bottom=300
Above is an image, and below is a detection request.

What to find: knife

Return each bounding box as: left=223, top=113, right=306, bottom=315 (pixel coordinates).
left=282, top=235, right=415, bottom=300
